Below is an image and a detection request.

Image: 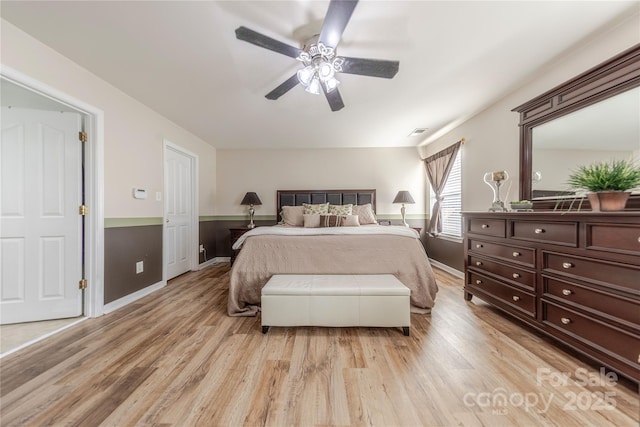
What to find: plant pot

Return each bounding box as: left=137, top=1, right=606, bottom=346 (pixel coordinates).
left=587, top=191, right=631, bottom=212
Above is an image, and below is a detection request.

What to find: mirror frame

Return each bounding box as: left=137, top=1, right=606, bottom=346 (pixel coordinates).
left=513, top=44, right=640, bottom=210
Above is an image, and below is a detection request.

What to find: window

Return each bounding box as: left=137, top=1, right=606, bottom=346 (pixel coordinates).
left=430, top=150, right=462, bottom=237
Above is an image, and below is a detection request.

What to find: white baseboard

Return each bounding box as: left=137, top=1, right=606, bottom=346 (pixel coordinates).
left=429, top=259, right=464, bottom=279
left=213, top=256, right=230, bottom=264
left=198, top=258, right=218, bottom=270
left=103, top=280, right=166, bottom=314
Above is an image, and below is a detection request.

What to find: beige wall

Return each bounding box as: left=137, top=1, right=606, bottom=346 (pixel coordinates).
left=419, top=11, right=640, bottom=211
left=216, top=147, right=426, bottom=217
left=1, top=19, right=217, bottom=218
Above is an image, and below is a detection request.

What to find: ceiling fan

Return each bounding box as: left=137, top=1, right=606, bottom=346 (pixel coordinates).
left=235, top=0, right=399, bottom=112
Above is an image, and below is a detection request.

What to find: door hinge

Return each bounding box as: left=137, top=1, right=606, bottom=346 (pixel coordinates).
left=79, top=279, right=88, bottom=289
left=79, top=205, right=88, bottom=216
left=79, top=131, right=88, bottom=143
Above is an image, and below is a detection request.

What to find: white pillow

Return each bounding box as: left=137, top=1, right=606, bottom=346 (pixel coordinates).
left=281, top=205, right=304, bottom=226
left=303, top=214, right=321, bottom=228
left=352, top=204, right=376, bottom=224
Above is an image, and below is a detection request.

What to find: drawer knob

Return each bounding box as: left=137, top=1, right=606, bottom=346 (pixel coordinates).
left=562, top=289, right=573, bottom=296
left=476, top=261, right=483, bottom=266
left=481, top=224, right=489, bottom=229
left=512, top=273, right=521, bottom=279
left=561, top=317, right=571, bottom=325
left=534, top=228, right=544, bottom=234
left=476, top=279, right=483, bottom=285
left=512, top=252, right=521, bottom=257
left=512, top=296, right=520, bottom=302
left=562, top=262, right=573, bottom=269
left=476, top=244, right=483, bottom=249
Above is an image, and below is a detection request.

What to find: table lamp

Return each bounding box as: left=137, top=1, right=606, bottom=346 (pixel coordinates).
left=393, top=190, right=415, bottom=227
left=241, top=192, right=262, bottom=229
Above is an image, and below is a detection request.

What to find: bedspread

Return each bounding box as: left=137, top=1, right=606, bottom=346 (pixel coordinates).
left=228, top=229, right=438, bottom=316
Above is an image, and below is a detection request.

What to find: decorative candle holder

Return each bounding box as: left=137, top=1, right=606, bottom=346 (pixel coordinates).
left=483, top=170, right=510, bottom=212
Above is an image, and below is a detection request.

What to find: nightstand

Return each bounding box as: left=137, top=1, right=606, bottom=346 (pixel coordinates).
left=229, top=227, right=251, bottom=266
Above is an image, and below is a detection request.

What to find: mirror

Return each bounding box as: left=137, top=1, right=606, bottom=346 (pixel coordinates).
left=531, top=86, right=640, bottom=198
left=514, top=44, right=640, bottom=209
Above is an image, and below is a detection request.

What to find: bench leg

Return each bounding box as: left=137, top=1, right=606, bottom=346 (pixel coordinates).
left=262, top=326, right=269, bottom=334
left=402, top=327, right=410, bottom=336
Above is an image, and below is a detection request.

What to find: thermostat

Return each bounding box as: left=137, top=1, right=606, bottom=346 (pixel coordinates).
left=133, top=188, right=147, bottom=199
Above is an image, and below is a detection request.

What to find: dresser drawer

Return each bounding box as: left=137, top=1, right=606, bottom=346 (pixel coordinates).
left=468, top=272, right=535, bottom=317
left=543, top=252, right=640, bottom=294
left=543, top=277, right=639, bottom=327
left=587, top=223, right=640, bottom=255
left=543, top=302, right=640, bottom=370
left=467, top=218, right=506, bottom=237
left=469, top=239, right=535, bottom=268
left=511, top=220, right=578, bottom=247
left=468, top=255, right=535, bottom=290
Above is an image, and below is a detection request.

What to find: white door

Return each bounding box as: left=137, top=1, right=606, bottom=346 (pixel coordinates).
left=1, top=107, right=83, bottom=324
left=165, top=145, right=193, bottom=279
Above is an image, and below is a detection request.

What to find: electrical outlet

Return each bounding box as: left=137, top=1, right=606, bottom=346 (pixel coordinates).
left=136, top=261, right=144, bottom=274
left=199, top=244, right=204, bottom=253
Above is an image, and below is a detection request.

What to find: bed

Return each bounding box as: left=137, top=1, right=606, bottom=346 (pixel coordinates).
left=227, top=189, right=438, bottom=316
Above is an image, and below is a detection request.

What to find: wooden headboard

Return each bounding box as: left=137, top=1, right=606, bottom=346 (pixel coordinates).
left=276, top=189, right=376, bottom=221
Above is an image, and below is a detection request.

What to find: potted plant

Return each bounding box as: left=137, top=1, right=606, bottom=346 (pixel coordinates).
left=567, top=159, right=640, bottom=211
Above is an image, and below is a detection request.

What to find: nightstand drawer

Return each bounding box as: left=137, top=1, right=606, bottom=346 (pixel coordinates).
left=511, top=220, right=578, bottom=247
left=543, top=276, right=639, bottom=326
left=469, top=239, right=535, bottom=268
left=468, top=255, right=534, bottom=290
left=467, top=218, right=506, bottom=237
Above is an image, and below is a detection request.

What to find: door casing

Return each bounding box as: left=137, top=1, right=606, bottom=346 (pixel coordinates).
left=1, top=66, right=105, bottom=318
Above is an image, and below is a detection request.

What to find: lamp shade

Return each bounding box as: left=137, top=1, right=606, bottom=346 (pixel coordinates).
left=241, top=192, right=262, bottom=205
left=393, top=191, right=415, bottom=204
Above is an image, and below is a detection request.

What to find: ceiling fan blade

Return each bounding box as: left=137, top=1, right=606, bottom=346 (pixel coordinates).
left=323, top=86, right=345, bottom=112
left=339, top=57, right=399, bottom=79
left=235, top=26, right=302, bottom=59
left=265, top=74, right=300, bottom=100
left=318, top=0, right=359, bottom=48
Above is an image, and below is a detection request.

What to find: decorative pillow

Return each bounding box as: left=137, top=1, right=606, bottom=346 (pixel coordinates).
left=343, top=215, right=360, bottom=227
left=328, top=204, right=353, bottom=215
left=281, top=205, right=304, bottom=227
left=303, top=214, right=321, bottom=228
left=318, top=214, right=360, bottom=227
left=303, top=202, right=329, bottom=215
left=352, top=203, right=377, bottom=224
left=319, top=215, right=345, bottom=227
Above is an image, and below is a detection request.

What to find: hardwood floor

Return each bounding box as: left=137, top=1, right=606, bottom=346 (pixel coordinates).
left=1, top=264, right=637, bottom=426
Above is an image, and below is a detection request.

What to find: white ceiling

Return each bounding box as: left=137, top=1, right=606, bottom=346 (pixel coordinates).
left=1, top=1, right=637, bottom=149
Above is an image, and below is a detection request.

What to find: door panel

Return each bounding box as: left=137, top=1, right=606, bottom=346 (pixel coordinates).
left=165, top=146, right=192, bottom=279
left=1, top=107, right=82, bottom=324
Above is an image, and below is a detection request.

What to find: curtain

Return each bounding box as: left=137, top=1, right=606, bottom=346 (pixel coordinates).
left=424, top=141, right=462, bottom=236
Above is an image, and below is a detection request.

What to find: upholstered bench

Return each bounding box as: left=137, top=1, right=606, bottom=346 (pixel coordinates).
left=261, top=274, right=410, bottom=336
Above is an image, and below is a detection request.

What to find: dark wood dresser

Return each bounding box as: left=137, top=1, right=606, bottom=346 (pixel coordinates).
left=462, top=211, right=640, bottom=382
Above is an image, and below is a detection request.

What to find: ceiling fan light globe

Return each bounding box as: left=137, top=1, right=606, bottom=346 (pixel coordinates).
left=318, top=61, right=335, bottom=81
left=297, top=66, right=315, bottom=86
left=305, top=77, right=321, bottom=95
